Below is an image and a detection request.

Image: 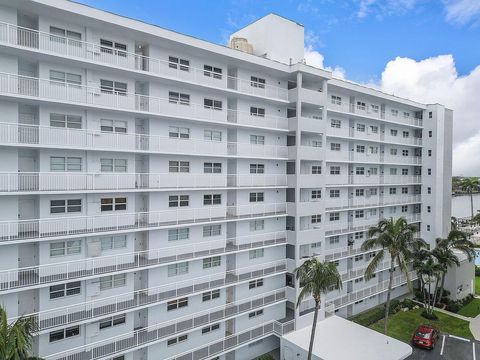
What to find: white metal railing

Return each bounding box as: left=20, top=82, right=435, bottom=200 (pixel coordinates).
left=0, top=231, right=286, bottom=291
left=383, top=155, right=423, bottom=165
left=44, top=288, right=287, bottom=360
left=324, top=195, right=422, bottom=210
left=0, top=21, right=288, bottom=101
left=328, top=128, right=423, bottom=146
left=339, top=260, right=391, bottom=283
left=10, top=260, right=287, bottom=331
left=0, top=122, right=288, bottom=158
left=324, top=245, right=381, bottom=262
left=0, top=203, right=287, bottom=242
left=0, top=172, right=288, bottom=193
left=0, top=73, right=289, bottom=130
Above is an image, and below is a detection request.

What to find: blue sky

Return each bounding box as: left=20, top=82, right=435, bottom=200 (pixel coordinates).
left=77, top=0, right=479, bottom=83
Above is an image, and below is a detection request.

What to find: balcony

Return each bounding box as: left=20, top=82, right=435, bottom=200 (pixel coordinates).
left=10, top=260, right=287, bottom=332
left=43, top=289, right=287, bottom=360
left=0, top=231, right=287, bottom=292
left=339, top=260, right=391, bottom=283
left=382, top=155, right=422, bottom=165
left=324, top=245, right=379, bottom=262
left=0, top=173, right=287, bottom=193
left=0, top=203, right=287, bottom=242
left=329, top=175, right=422, bottom=186
left=324, top=195, right=422, bottom=211
left=289, top=115, right=324, bottom=133
left=298, top=144, right=324, bottom=160
left=0, top=22, right=288, bottom=102
left=328, top=101, right=423, bottom=127
left=0, top=73, right=289, bottom=131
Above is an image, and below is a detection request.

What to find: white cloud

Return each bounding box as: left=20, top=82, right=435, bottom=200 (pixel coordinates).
left=377, top=55, right=480, bottom=175
left=356, top=0, right=418, bottom=19
left=304, top=45, right=346, bottom=79
left=443, top=0, right=480, bottom=25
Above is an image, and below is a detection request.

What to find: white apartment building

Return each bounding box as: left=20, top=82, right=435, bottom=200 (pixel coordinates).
left=0, top=1, right=452, bottom=359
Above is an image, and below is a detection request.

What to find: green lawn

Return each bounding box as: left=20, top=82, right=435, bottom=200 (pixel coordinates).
left=476, top=277, right=480, bottom=295
left=458, top=298, right=480, bottom=317
left=369, top=308, right=473, bottom=343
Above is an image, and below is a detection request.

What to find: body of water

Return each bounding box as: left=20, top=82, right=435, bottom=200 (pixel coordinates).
left=452, top=194, right=480, bottom=219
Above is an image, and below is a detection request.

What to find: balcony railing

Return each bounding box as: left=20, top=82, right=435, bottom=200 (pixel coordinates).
left=0, top=231, right=286, bottom=292
left=339, top=260, right=391, bottom=283
left=324, top=245, right=380, bottom=262
left=0, top=73, right=289, bottom=130
left=327, top=128, right=423, bottom=146
left=0, top=203, right=287, bottom=242
left=10, top=260, right=287, bottom=332
left=0, top=22, right=288, bottom=101
left=0, top=122, right=288, bottom=158
left=43, top=289, right=287, bottom=360
left=324, top=195, right=422, bottom=211
left=328, top=101, right=423, bottom=127
left=0, top=172, right=288, bottom=193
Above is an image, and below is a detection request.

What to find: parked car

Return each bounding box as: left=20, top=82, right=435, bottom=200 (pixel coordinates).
left=412, top=325, right=440, bottom=349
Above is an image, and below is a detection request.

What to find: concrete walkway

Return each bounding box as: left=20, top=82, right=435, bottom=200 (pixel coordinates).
left=426, top=304, right=480, bottom=341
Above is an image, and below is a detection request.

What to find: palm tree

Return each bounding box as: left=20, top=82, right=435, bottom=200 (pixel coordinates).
left=461, top=177, right=480, bottom=219
left=414, top=253, right=443, bottom=318
left=431, top=245, right=460, bottom=306
left=362, top=217, right=426, bottom=334
left=0, top=305, right=42, bottom=360
left=451, top=216, right=459, bottom=230
left=295, top=258, right=342, bottom=360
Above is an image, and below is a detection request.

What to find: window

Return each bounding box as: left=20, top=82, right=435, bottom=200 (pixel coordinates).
left=329, top=190, right=340, bottom=198
left=169, top=126, right=190, bottom=139
left=250, top=164, right=265, bottom=174
left=100, top=159, right=127, bottom=172
left=49, top=281, right=81, bottom=299
left=169, top=195, right=189, bottom=207
left=167, top=334, right=188, bottom=346
left=202, top=323, right=220, bottom=335
left=355, top=189, right=365, bottom=197
left=248, top=309, right=264, bottom=319
left=168, top=262, right=189, bottom=276
left=331, top=95, right=342, bottom=105
left=101, top=197, right=127, bottom=211
left=249, top=192, right=264, bottom=202
left=250, top=76, right=266, bottom=88
left=403, top=112, right=410, bottom=118
left=250, top=107, right=265, bottom=117
left=204, top=130, right=222, bottom=142
left=50, top=157, right=82, bottom=171
left=427, top=187, right=432, bottom=194
left=356, top=167, right=365, bottom=175
left=355, top=255, right=364, bottom=262
left=203, top=224, right=222, bottom=237
left=49, top=26, right=82, bottom=43
left=204, top=162, right=222, bottom=174
left=369, top=188, right=378, bottom=196
left=369, top=167, right=378, bottom=175
left=429, top=131, right=432, bottom=138
left=403, top=131, right=410, bottom=138
left=203, top=256, right=221, bottom=269
left=401, top=187, right=408, bottom=194
left=168, top=228, right=189, bottom=241
left=401, top=205, right=408, bottom=213
left=355, top=210, right=364, bottom=218
left=204, top=64, right=222, bottom=79
left=428, top=168, right=432, bottom=175
left=250, top=220, right=264, bottom=231
left=49, top=240, right=81, bottom=257
left=402, top=168, right=409, bottom=175
left=371, top=104, right=379, bottom=113
left=311, top=165, right=322, bottom=174
left=427, top=225, right=431, bottom=231
left=100, top=79, right=127, bottom=95
left=99, top=274, right=126, bottom=290
left=250, top=135, right=265, bottom=145
left=390, top=148, right=398, bottom=156
left=357, top=101, right=366, bottom=110
left=99, top=314, right=126, bottom=329
left=356, top=124, right=365, bottom=132
left=389, top=188, right=397, bottom=195
left=100, top=235, right=127, bottom=251
left=369, top=146, right=378, bottom=154
left=331, top=119, right=341, bottom=128
left=204, top=194, right=222, bottom=205
left=329, top=236, right=340, bottom=244
left=167, top=297, right=188, bottom=311
left=330, top=213, right=340, bottom=221
left=50, top=113, right=82, bottom=129
left=330, top=166, right=340, bottom=175
left=49, top=326, right=80, bottom=342
left=169, top=161, right=190, bottom=173
left=427, top=206, right=431, bottom=213
left=391, top=109, right=398, bottom=117
left=49, top=70, right=81, bottom=86
left=202, top=289, right=220, bottom=301
left=390, top=168, right=397, bottom=175
left=100, top=119, right=127, bottom=133
left=429, top=111, right=433, bottom=119
left=311, top=190, right=321, bottom=199
left=169, top=56, right=190, bottom=71
left=311, top=215, right=321, bottom=224
left=50, top=199, right=82, bottom=214
left=354, top=232, right=364, bottom=240
left=249, top=249, right=264, bottom=259
left=204, top=98, right=222, bottom=110
left=402, top=150, right=409, bottom=156
left=168, top=91, right=190, bottom=105
left=390, top=129, right=398, bottom=136
left=249, top=279, right=264, bottom=289
left=370, top=125, right=379, bottom=133
left=428, top=150, right=432, bottom=157
left=356, top=145, right=365, bottom=153
left=330, top=143, right=341, bottom=151
left=100, top=39, right=127, bottom=56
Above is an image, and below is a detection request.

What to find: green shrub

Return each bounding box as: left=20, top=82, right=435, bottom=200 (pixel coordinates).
left=475, top=266, right=480, bottom=277
left=255, top=355, right=275, bottom=360
left=414, top=290, right=425, bottom=302
left=402, top=298, right=414, bottom=310
left=421, top=310, right=438, bottom=320
left=446, top=300, right=462, bottom=313
left=389, top=299, right=401, bottom=314
left=350, top=305, right=385, bottom=327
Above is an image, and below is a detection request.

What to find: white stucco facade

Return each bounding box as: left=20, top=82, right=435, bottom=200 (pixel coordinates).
left=0, top=1, right=452, bottom=359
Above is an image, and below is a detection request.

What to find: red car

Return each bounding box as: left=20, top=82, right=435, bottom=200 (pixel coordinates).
left=412, top=325, right=440, bottom=349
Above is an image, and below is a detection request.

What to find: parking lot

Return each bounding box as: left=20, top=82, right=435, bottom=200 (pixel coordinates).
left=408, top=334, right=480, bottom=360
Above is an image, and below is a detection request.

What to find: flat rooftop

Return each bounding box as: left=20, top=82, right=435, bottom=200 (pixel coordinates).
left=282, top=315, right=412, bottom=360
